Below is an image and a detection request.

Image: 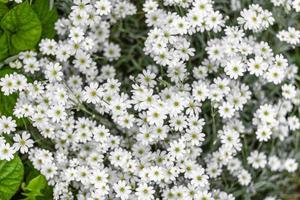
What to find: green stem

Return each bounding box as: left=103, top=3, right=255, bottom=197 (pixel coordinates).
left=210, top=104, right=217, bottom=149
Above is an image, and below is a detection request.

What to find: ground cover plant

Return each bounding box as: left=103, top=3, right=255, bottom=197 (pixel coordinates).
left=0, top=0, right=300, bottom=199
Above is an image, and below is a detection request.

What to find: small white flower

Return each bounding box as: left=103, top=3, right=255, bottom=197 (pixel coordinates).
left=284, top=158, right=298, bottom=172
left=0, top=116, right=17, bottom=135
left=13, top=132, right=34, bottom=154
left=219, top=102, right=235, bottom=119
left=0, top=143, right=15, bottom=161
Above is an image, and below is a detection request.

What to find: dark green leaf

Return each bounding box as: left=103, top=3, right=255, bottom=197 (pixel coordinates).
left=0, top=0, right=8, bottom=4
left=0, top=3, right=8, bottom=19
left=33, top=0, right=58, bottom=38
left=23, top=160, right=41, bottom=185
left=0, top=156, right=24, bottom=200
left=0, top=87, right=18, bottom=116
left=0, top=2, right=42, bottom=54
left=22, top=175, right=53, bottom=200
left=0, top=31, right=9, bottom=61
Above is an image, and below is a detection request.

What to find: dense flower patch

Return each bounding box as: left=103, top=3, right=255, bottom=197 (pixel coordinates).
left=0, top=0, right=300, bottom=199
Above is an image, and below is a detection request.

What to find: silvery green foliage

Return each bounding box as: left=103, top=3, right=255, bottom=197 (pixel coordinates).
left=0, top=0, right=300, bottom=199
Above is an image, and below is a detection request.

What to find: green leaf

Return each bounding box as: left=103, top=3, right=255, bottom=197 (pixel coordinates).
left=0, top=156, right=24, bottom=200
left=0, top=0, right=8, bottom=4
left=23, top=161, right=41, bottom=185
left=0, top=87, right=18, bottom=116
left=32, top=0, right=58, bottom=38
left=0, top=2, right=42, bottom=54
left=0, top=3, right=8, bottom=19
left=22, top=175, right=53, bottom=200
left=0, top=31, right=9, bottom=61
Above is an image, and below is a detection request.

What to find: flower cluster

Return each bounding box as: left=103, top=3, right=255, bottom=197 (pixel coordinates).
left=277, top=27, right=300, bottom=46
left=237, top=4, right=274, bottom=32
left=0, top=0, right=300, bottom=200
left=144, top=0, right=226, bottom=72
left=271, top=0, right=300, bottom=12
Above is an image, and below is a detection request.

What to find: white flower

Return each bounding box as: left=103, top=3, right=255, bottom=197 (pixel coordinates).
left=195, top=191, right=213, bottom=200
left=135, top=183, right=155, bottom=200
left=225, top=59, right=246, bottom=79
left=282, top=84, right=297, bottom=99
left=69, top=27, right=85, bottom=43
left=13, top=132, right=34, bottom=154
left=256, top=126, right=272, bottom=142
left=95, top=0, right=111, bottom=15
left=293, top=0, right=300, bottom=12
left=247, top=151, right=267, bottom=169
left=268, top=156, right=282, bottom=171
left=0, top=116, right=17, bottom=135
left=219, top=102, right=235, bottom=119
left=147, top=107, right=167, bottom=126
left=47, top=105, right=67, bottom=123
left=277, top=27, right=300, bottom=45
left=104, top=43, right=121, bottom=61
left=45, top=62, right=63, bottom=82
left=83, top=82, right=103, bottom=104
left=191, top=167, right=209, bottom=187
left=192, top=82, right=209, bottom=102
left=113, top=180, right=131, bottom=200
left=288, top=116, right=300, bottom=131
left=168, top=140, right=186, bottom=159
left=221, top=129, right=241, bottom=150
left=41, top=163, right=58, bottom=179
left=238, top=5, right=274, bottom=32
left=247, top=56, right=268, bottom=76
left=284, top=158, right=298, bottom=172
left=0, top=143, right=15, bottom=161
left=0, top=74, right=16, bottom=95
left=238, top=169, right=251, bottom=186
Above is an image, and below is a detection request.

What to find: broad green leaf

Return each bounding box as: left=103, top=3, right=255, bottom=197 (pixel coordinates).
left=22, top=175, right=53, bottom=200
left=0, top=3, right=8, bottom=19
left=33, top=0, right=58, bottom=38
left=0, top=32, right=9, bottom=61
left=0, top=0, right=8, bottom=4
left=0, top=88, right=18, bottom=116
left=0, top=3, right=42, bottom=54
left=0, top=156, right=24, bottom=200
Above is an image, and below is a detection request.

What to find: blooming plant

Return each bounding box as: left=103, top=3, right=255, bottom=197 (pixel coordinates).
left=0, top=0, right=300, bottom=199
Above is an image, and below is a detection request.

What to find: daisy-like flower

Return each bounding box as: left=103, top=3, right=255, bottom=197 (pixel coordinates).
left=0, top=143, right=15, bottom=161
left=135, top=183, right=155, bottom=200
left=247, top=151, right=267, bottom=169
left=113, top=180, right=132, bottom=200
left=247, top=56, right=268, bottom=76
left=95, top=0, right=112, bottom=15
left=83, top=82, right=103, bottom=104
left=219, top=102, right=235, bottom=119
left=0, top=116, right=17, bottom=135
left=45, top=62, right=63, bottom=82
left=225, top=59, right=246, bottom=79
left=0, top=74, right=16, bottom=95
left=13, top=132, right=34, bottom=154
left=256, top=126, right=272, bottom=142
left=284, top=158, right=298, bottom=172
left=238, top=169, right=251, bottom=186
